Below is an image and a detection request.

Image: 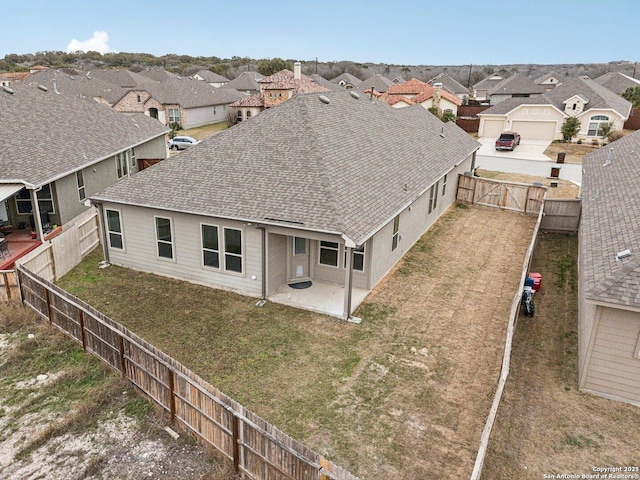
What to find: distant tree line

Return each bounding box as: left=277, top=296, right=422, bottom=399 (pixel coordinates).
left=1, top=51, right=637, bottom=85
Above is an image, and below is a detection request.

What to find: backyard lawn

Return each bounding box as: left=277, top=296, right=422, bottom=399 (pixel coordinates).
left=58, top=205, right=537, bottom=479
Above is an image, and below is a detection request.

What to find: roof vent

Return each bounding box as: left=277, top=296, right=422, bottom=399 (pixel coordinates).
left=2, top=86, right=14, bottom=95
left=38, top=84, right=48, bottom=92
left=349, top=91, right=360, bottom=100
left=318, top=95, right=330, bottom=104
left=616, top=249, right=632, bottom=261
left=434, top=82, right=443, bottom=88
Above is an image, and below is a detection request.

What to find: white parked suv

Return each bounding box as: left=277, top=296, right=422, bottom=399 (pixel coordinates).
left=168, top=136, right=201, bottom=150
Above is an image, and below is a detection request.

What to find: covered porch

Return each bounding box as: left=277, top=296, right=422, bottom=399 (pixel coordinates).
left=269, top=279, right=370, bottom=319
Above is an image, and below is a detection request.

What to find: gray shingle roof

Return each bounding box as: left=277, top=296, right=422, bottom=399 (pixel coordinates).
left=594, top=71, right=640, bottom=95
left=480, top=77, right=633, bottom=117
left=332, top=73, right=362, bottom=86
left=581, top=130, right=640, bottom=308
left=473, top=74, right=503, bottom=90
left=92, top=91, right=479, bottom=246
left=427, top=73, right=469, bottom=96
left=358, top=74, right=394, bottom=93
left=487, top=75, right=546, bottom=96
left=24, top=70, right=128, bottom=104
left=0, top=83, right=169, bottom=188
left=220, top=71, right=263, bottom=92
left=193, top=70, right=230, bottom=83
left=130, top=77, right=235, bottom=108
left=90, top=69, right=149, bottom=88
left=310, top=74, right=343, bottom=91
left=534, top=71, right=559, bottom=84
left=135, top=68, right=178, bottom=82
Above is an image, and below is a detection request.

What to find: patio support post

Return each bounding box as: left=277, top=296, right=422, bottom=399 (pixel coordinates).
left=29, top=189, right=44, bottom=241
left=95, top=203, right=110, bottom=264
left=343, top=246, right=354, bottom=320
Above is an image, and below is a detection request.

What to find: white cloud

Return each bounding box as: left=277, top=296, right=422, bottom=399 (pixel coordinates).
left=66, top=31, right=115, bottom=54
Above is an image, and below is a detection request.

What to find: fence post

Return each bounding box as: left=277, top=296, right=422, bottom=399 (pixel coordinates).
left=78, top=309, right=87, bottom=351
left=167, top=367, right=175, bottom=423
left=319, top=457, right=331, bottom=480
left=16, top=269, right=24, bottom=302
left=232, top=412, right=240, bottom=473
left=44, top=288, right=53, bottom=324
left=118, top=335, right=126, bottom=378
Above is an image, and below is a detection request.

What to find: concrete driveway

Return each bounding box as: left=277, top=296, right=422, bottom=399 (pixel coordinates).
left=478, top=137, right=552, bottom=161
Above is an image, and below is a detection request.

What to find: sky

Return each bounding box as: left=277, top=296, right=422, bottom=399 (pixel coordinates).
left=2, top=0, right=640, bottom=66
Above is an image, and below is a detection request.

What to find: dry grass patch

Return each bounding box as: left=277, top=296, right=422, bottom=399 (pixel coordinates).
left=475, top=169, right=580, bottom=199
left=58, top=205, right=537, bottom=479
left=543, top=142, right=599, bottom=163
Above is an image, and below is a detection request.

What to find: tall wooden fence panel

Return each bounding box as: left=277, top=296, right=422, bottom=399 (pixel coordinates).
left=0, top=270, right=20, bottom=301
left=16, top=266, right=359, bottom=480
left=456, top=175, right=546, bottom=214
left=541, top=199, right=581, bottom=232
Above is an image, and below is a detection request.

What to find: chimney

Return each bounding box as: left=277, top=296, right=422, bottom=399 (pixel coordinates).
left=294, top=62, right=301, bottom=80
left=433, top=82, right=442, bottom=110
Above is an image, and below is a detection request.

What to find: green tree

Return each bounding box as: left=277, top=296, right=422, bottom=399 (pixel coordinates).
left=257, top=57, right=290, bottom=76
left=441, top=111, right=457, bottom=123
left=561, top=117, right=581, bottom=141
left=428, top=106, right=440, bottom=117
left=622, top=86, right=640, bottom=107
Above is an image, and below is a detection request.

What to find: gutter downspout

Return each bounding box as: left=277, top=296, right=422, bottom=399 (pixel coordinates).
left=256, top=225, right=267, bottom=303
left=94, top=202, right=110, bottom=264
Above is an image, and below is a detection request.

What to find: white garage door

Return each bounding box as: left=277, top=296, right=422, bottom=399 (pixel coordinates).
left=511, top=121, right=557, bottom=141
left=481, top=119, right=506, bottom=138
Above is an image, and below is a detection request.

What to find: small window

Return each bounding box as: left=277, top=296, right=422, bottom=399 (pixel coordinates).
left=392, top=215, right=400, bottom=251
left=246, top=111, right=252, bottom=118
left=344, top=245, right=365, bottom=272
left=237, top=111, right=243, bottom=122
left=294, top=237, right=307, bottom=255
left=319, top=241, right=340, bottom=266
left=106, top=209, right=123, bottom=249
left=137, top=94, right=141, bottom=102
left=168, top=108, right=180, bottom=123
left=543, top=109, right=550, bottom=115
left=532, top=109, right=539, bottom=115
left=202, top=224, right=219, bottom=268
left=213, top=106, right=216, bottom=115
left=522, top=109, right=529, bottom=115
left=116, top=152, right=128, bottom=179
left=442, top=174, right=447, bottom=196
left=224, top=228, right=243, bottom=273
left=76, top=170, right=86, bottom=201
left=572, top=103, right=577, bottom=110
left=130, top=147, right=136, bottom=167
left=155, top=217, right=173, bottom=259
left=428, top=181, right=439, bottom=214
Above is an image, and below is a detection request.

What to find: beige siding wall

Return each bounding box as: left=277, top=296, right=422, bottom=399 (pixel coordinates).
left=369, top=158, right=472, bottom=288
left=581, top=304, right=640, bottom=404
left=134, top=135, right=168, bottom=160
left=311, top=239, right=369, bottom=289
left=183, top=106, right=215, bottom=129
left=577, top=109, right=626, bottom=139
left=104, top=204, right=263, bottom=298
left=267, top=233, right=287, bottom=295
left=507, top=105, right=564, bottom=139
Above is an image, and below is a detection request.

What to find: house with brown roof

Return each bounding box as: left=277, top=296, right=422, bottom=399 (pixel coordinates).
left=478, top=77, right=632, bottom=142
left=0, top=82, right=169, bottom=244
left=579, top=129, right=640, bottom=405
left=89, top=91, right=479, bottom=320
left=112, top=77, right=246, bottom=128
left=375, top=78, right=462, bottom=115
left=229, top=63, right=329, bottom=122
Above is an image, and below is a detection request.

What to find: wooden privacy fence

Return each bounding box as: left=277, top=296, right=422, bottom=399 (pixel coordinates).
left=0, top=270, right=20, bottom=301
left=457, top=175, right=546, bottom=214
left=16, top=207, right=100, bottom=282
left=16, top=266, right=359, bottom=480
left=540, top=199, right=581, bottom=232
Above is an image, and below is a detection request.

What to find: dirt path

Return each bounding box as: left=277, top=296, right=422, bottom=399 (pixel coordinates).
left=481, top=232, right=640, bottom=478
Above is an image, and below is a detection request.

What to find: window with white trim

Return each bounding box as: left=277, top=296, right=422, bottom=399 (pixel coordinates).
left=168, top=108, right=180, bottom=123
left=224, top=228, right=243, bottom=273
left=76, top=170, right=86, bottom=201
left=588, top=115, right=610, bottom=136
left=319, top=241, right=340, bottom=267
left=130, top=147, right=136, bottom=168
left=344, top=245, right=365, bottom=272
left=16, top=184, right=54, bottom=214
left=155, top=217, right=173, bottom=259
left=392, top=215, right=400, bottom=251
left=202, top=224, right=220, bottom=268
left=442, top=174, right=447, bottom=196
left=116, top=152, right=128, bottom=179
left=106, top=209, right=123, bottom=249
left=428, top=180, right=439, bottom=214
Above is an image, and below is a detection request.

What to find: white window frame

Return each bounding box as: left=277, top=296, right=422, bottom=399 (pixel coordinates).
left=223, top=227, right=243, bottom=274
left=201, top=223, right=220, bottom=269
left=116, top=151, right=128, bottom=179
left=319, top=241, right=340, bottom=267
left=168, top=108, right=180, bottom=124
left=16, top=183, right=55, bottom=215
left=392, top=215, right=400, bottom=251
left=105, top=208, right=124, bottom=250
left=428, top=180, right=439, bottom=214
left=588, top=115, right=610, bottom=136
left=344, top=245, right=365, bottom=272
left=76, top=170, right=86, bottom=202
left=130, top=147, right=136, bottom=168
left=442, top=174, right=447, bottom=197
left=155, top=216, right=174, bottom=260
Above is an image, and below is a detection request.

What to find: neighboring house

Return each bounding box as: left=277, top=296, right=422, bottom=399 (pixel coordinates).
left=229, top=63, right=329, bottom=122
left=90, top=91, right=479, bottom=320
left=534, top=71, right=562, bottom=91
left=487, top=75, right=546, bottom=105
left=332, top=72, right=362, bottom=89
left=478, top=77, right=632, bottom=141
left=376, top=78, right=462, bottom=115
left=579, top=129, right=640, bottom=405
left=113, top=77, right=246, bottom=128
left=594, top=71, right=640, bottom=95
left=90, top=69, right=149, bottom=89
left=0, top=71, right=31, bottom=86
left=472, top=73, right=503, bottom=100
left=0, top=82, right=169, bottom=240
left=135, top=67, right=177, bottom=83
left=426, top=73, right=470, bottom=101
left=358, top=73, right=394, bottom=93
left=192, top=70, right=230, bottom=88
left=310, top=74, right=342, bottom=91
left=220, top=71, right=263, bottom=94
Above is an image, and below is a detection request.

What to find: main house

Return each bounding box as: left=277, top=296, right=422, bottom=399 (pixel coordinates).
left=90, top=91, right=479, bottom=319
left=478, top=77, right=632, bottom=142
left=0, top=82, right=169, bottom=241
left=579, top=129, right=640, bottom=405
